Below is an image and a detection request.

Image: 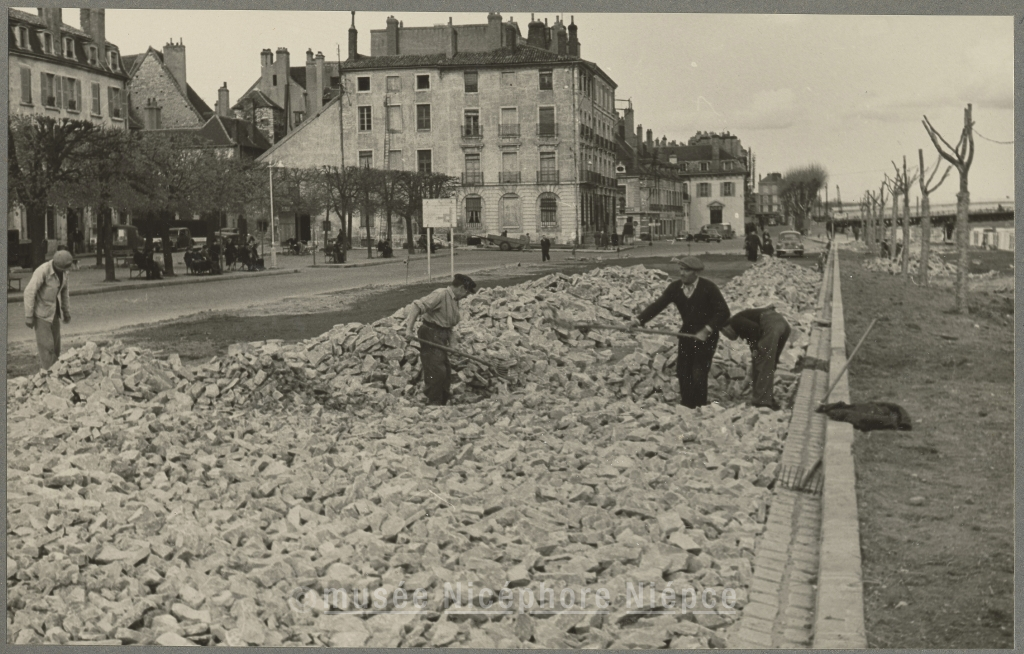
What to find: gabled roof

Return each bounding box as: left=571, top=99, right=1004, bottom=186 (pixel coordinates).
left=124, top=47, right=214, bottom=121
left=232, top=88, right=282, bottom=112
left=9, top=8, right=88, bottom=38
left=199, top=115, right=272, bottom=151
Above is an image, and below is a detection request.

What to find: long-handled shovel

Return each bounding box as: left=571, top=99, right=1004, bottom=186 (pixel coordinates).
left=406, top=336, right=514, bottom=379
left=543, top=308, right=700, bottom=340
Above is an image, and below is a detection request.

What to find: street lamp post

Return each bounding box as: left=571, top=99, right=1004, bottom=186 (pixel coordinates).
left=268, top=161, right=284, bottom=270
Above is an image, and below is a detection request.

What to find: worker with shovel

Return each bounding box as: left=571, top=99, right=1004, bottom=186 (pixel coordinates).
left=403, top=274, right=478, bottom=406
left=720, top=306, right=791, bottom=410
left=631, top=256, right=730, bottom=408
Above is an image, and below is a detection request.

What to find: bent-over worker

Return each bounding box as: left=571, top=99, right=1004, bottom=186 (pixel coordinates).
left=632, top=256, right=730, bottom=408
left=403, top=274, right=478, bottom=405
left=24, top=250, right=74, bottom=370
left=720, top=306, right=791, bottom=410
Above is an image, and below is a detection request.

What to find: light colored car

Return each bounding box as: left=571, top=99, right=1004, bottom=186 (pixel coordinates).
left=775, top=230, right=805, bottom=257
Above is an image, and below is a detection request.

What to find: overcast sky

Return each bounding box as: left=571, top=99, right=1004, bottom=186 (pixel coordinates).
left=41, top=7, right=1016, bottom=207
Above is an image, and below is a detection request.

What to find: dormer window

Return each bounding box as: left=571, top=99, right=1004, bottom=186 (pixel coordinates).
left=17, top=26, right=28, bottom=49
left=64, top=37, right=75, bottom=59
left=108, top=51, right=120, bottom=71
left=88, top=45, right=98, bottom=65
left=700, top=162, right=709, bottom=172
left=42, top=32, right=53, bottom=55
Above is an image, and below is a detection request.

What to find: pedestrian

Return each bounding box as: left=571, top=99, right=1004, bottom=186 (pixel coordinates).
left=631, top=256, right=730, bottom=408
left=24, top=250, right=74, bottom=370
left=208, top=238, right=223, bottom=274
left=761, top=231, right=774, bottom=257
left=403, top=274, right=478, bottom=406
left=720, top=306, right=791, bottom=410
left=744, top=226, right=762, bottom=262
left=540, top=236, right=551, bottom=262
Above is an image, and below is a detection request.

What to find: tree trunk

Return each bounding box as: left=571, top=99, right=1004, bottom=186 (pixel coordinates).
left=889, top=195, right=898, bottom=260
left=25, top=202, right=48, bottom=270
left=405, top=214, right=416, bottom=254
left=920, top=196, right=931, bottom=287
left=955, top=186, right=970, bottom=314
left=102, top=208, right=116, bottom=282
left=364, top=206, right=373, bottom=258
left=901, top=191, right=911, bottom=280
left=347, top=210, right=354, bottom=251
left=160, top=212, right=175, bottom=276
left=385, top=209, right=393, bottom=246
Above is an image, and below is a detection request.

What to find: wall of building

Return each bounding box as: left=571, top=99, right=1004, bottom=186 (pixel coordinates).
left=127, top=51, right=204, bottom=128
left=688, top=173, right=747, bottom=234
left=9, top=53, right=128, bottom=128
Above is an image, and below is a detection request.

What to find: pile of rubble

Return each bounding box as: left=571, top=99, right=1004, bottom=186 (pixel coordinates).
left=862, top=252, right=1001, bottom=280
left=7, top=258, right=823, bottom=648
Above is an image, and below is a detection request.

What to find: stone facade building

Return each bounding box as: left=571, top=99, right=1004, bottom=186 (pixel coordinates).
left=254, top=12, right=620, bottom=246
left=123, top=40, right=214, bottom=130
left=756, top=171, right=784, bottom=225
left=7, top=7, right=129, bottom=257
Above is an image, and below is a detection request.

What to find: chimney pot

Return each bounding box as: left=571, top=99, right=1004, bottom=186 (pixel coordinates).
left=348, top=11, right=358, bottom=60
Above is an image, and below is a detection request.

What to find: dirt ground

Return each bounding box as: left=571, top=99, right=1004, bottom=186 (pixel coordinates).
left=842, top=250, right=1014, bottom=648
left=6, top=255, right=768, bottom=378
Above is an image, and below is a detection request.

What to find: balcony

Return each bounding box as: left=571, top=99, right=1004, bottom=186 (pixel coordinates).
left=462, top=124, right=482, bottom=138
left=536, top=170, right=560, bottom=184
left=536, top=123, right=558, bottom=138
left=583, top=170, right=602, bottom=185
left=498, top=171, right=521, bottom=184
left=498, top=123, right=520, bottom=138
left=462, top=171, right=484, bottom=186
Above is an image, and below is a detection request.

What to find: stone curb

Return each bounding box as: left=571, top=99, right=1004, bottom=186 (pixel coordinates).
left=812, top=247, right=868, bottom=648
left=7, top=268, right=300, bottom=304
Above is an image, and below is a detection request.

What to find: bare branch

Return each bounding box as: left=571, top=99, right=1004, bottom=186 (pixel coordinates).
left=923, top=115, right=962, bottom=168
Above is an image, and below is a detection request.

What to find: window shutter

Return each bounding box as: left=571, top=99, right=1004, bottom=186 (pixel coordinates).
left=20, top=67, right=31, bottom=103
left=40, top=72, right=47, bottom=104
left=108, top=86, right=114, bottom=117
left=75, top=80, right=82, bottom=111
left=55, top=76, right=65, bottom=109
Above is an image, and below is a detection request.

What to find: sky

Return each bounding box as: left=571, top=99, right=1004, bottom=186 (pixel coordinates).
left=32, top=7, right=1015, bottom=208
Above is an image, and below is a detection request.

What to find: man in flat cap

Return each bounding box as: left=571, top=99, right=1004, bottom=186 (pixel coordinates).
left=24, top=249, right=74, bottom=370
left=720, top=306, right=791, bottom=410
left=631, top=256, right=730, bottom=408
left=403, top=274, right=478, bottom=406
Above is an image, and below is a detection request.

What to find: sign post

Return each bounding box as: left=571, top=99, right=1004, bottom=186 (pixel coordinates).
left=422, top=198, right=456, bottom=282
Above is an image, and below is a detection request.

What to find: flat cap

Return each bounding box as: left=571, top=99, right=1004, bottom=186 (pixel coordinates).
left=51, top=250, right=74, bottom=270
left=677, top=256, right=705, bottom=271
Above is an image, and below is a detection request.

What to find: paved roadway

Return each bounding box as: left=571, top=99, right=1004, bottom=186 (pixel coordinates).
left=6, top=238, right=767, bottom=347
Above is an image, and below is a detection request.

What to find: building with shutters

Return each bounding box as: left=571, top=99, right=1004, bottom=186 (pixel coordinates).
left=7, top=7, right=130, bottom=257
left=253, top=12, right=620, bottom=246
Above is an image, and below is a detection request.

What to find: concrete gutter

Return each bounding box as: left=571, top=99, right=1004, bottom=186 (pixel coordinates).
left=812, top=247, right=868, bottom=648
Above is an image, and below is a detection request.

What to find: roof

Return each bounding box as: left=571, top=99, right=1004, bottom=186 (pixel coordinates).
left=124, top=47, right=214, bottom=120
left=233, top=88, right=282, bottom=112
left=656, top=145, right=741, bottom=163
left=9, top=8, right=88, bottom=38
left=199, top=115, right=272, bottom=151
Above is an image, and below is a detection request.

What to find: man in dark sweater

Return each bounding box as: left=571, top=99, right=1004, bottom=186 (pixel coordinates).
left=721, top=306, right=791, bottom=410
left=632, top=256, right=731, bottom=408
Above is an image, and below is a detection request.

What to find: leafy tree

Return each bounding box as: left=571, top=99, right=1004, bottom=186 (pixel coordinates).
left=320, top=165, right=361, bottom=261
left=779, top=165, right=828, bottom=234
left=353, top=166, right=383, bottom=258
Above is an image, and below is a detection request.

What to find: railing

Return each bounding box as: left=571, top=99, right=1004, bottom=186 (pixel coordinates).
left=499, top=123, right=520, bottom=137
left=537, top=123, right=558, bottom=138
left=462, top=172, right=484, bottom=186
left=498, top=171, right=521, bottom=184
left=536, top=170, right=559, bottom=184
left=463, top=124, right=482, bottom=137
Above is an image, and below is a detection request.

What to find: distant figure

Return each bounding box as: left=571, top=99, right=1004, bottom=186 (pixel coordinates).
left=540, top=236, right=551, bottom=262
left=24, top=250, right=73, bottom=370
left=334, top=232, right=346, bottom=263
left=744, top=228, right=762, bottom=262
left=501, top=230, right=508, bottom=238
left=761, top=231, right=774, bottom=257
left=208, top=238, right=223, bottom=274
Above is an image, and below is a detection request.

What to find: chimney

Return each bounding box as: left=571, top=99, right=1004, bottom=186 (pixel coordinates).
left=646, top=128, right=653, bottom=149
left=305, top=49, right=316, bottom=110
left=163, top=40, right=187, bottom=94
left=623, top=105, right=634, bottom=146
left=636, top=124, right=643, bottom=151
left=217, top=82, right=230, bottom=117
left=487, top=12, right=503, bottom=50
left=567, top=16, right=579, bottom=57
left=555, top=22, right=567, bottom=55
left=315, top=52, right=325, bottom=108
left=712, top=143, right=720, bottom=160
left=505, top=22, right=517, bottom=51
left=385, top=15, right=399, bottom=55
left=348, top=11, right=358, bottom=61
left=79, top=9, right=106, bottom=53
left=260, top=48, right=274, bottom=92
left=446, top=17, right=457, bottom=58
left=527, top=14, right=546, bottom=48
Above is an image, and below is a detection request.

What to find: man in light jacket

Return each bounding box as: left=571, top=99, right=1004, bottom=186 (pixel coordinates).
left=24, top=250, right=73, bottom=370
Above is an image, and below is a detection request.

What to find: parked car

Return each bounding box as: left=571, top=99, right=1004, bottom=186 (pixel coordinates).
left=692, top=226, right=723, bottom=243
left=775, top=230, right=805, bottom=257
left=154, top=227, right=193, bottom=252
left=674, top=232, right=693, bottom=242
left=718, top=224, right=736, bottom=239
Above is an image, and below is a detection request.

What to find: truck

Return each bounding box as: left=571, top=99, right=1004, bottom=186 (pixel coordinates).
left=482, top=233, right=529, bottom=251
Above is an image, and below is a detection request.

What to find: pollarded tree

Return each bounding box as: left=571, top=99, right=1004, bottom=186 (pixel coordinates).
left=890, top=157, right=918, bottom=279
left=779, top=165, right=828, bottom=234
left=916, top=149, right=952, bottom=287
left=923, top=104, right=974, bottom=313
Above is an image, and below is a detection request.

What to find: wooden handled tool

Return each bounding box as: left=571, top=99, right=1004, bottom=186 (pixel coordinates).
left=572, top=322, right=702, bottom=340
left=406, top=336, right=511, bottom=378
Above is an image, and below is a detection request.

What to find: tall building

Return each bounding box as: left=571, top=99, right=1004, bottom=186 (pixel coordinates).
left=8, top=8, right=130, bottom=256
left=756, top=172, right=784, bottom=225
left=254, top=12, right=619, bottom=245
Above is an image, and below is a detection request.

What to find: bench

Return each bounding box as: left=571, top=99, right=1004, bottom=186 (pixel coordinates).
left=8, top=270, right=22, bottom=292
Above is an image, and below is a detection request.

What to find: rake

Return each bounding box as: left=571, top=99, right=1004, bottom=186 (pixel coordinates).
left=776, top=459, right=824, bottom=495
left=406, top=336, right=515, bottom=379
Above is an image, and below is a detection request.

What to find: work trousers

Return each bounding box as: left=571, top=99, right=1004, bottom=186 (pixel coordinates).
left=418, top=322, right=452, bottom=406
left=676, top=334, right=719, bottom=408
left=751, top=310, right=791, bottom=406
left=35, top=314, right=62, bottom=370
left=541, top=248, right=550, bottom=262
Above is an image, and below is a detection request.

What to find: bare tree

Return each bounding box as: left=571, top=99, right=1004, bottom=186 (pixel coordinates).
left=882, top=174, right=900, bottom=260
left=923, top=104, right=974, bottom=313
left=890, top=157, right=918, bottom=280
left=779, top=164, right=828, bottom=234
left=916, top=149, right=952, bottom=287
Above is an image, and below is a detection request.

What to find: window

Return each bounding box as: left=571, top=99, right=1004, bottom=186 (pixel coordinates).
left=697, top=183, right=711, bottom=198
left=64, top=37, right=75, bottom=59
left=358, top=151, right=373, bottom=168
left=500, top=107, right=519, bottom=136
left=357, top=76, right=370, bottom=92
left=538, top=106, right=556, bottom=137
left=539, top=69, right=553, bottom=91
left=501, top=71, right=515, bottom=88
left=386, top=105, right=403, bottom=133
left=540, top=196, right=558, bottom=224
left=293, top=111, right=304, bottom=125
left=464, top=71, right=478, bottom=93
left=416, top=74, right=430, bottom=90
left=63, top=78, right=81, bottom=112
left=17, top=26, right=28, bottom=49
left=500, top=194, right=521, bottom=227
left=538, top=151, right=558, bottom=183
left=389, top=150, right=404, bottom=170
left=682, top=183, right=689, bottom=200
left=721, top=182, right=735, bottom=197
left=463, top=153, right=481, bottom=185
left=43, top=32, right=53, bottom=55
left=108, top=87, right=124, bottom=118
left=386, top=76, right=400, bottom=92
left=416, top=104, right=431, bottom=131
left=463, top=110, right=480, bottom=137
left=500, top=151, right=519, bottom=183
left=88, top=45, right=98, bottom=65
left=272, top=74, right=277, bottom=86
left=699, top=162, right=709, bottom=172
left=41, top=73, right=57, bottom=108
left=358, top=106, right=372, bottom=131
left=20, top=67, right=32, bottom=104
left=417, top=150, right=432, bottom=174
left=108, top=51, right=119, bottom=71
left=681, top=163, right=689, bottom=172
left=466, top=196, right=482, bottom=224
left=91, top=82, right=101, bottom=115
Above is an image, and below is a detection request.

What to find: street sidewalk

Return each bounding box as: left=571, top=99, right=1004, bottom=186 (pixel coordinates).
left=8, top=244, right=636, bottom=303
